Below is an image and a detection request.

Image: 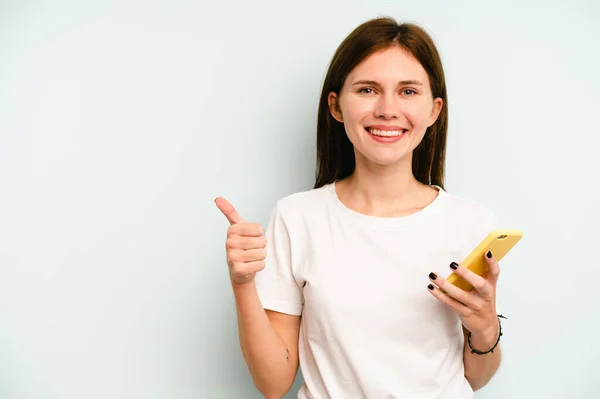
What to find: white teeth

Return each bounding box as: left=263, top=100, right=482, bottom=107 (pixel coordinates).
left=368, top=128, right=405, bottom=137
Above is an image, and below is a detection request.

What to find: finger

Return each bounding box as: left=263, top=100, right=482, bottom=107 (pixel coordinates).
left=484, top=250, right=501, bottom=283
left=427, top=283, right=471, bottom=315
left=231, top=260, right=266, bottom=276
left=428, top=272, right=480, bottom=309
left=228, top=223, right=264, bottom=237
left=226, top=236, right=267, bottom=250
left=215, top=197, right=245, bottom=225
left=240, top=260, right=266, bottom=272
left=449, top=262, right=492, bottom=297
left=231, top=248, right=267, bottom=263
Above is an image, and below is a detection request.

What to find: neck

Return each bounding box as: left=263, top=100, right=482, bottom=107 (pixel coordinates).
left=336, top=153, right=437, bottom=218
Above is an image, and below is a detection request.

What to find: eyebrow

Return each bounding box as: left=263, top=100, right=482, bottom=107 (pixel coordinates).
left=351, top=79, right=424, bottom=87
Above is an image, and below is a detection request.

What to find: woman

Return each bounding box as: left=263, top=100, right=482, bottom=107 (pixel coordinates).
left=216, top=16, right=504, bottom=399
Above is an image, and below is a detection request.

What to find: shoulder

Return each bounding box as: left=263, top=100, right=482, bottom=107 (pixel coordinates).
left=272, top=184, right=332, bottom=218
left=437, top=188, right=498, bottom=240
left=264, top=184, right=334, bottom=241
left=439, top=189, right=496, bottom=221
left=439, top=188, right=499, bottom=250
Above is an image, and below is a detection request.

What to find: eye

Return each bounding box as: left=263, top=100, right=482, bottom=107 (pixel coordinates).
left=358, top=87, right=375, bottom=94
left=402, top=89, right=417, bottom=96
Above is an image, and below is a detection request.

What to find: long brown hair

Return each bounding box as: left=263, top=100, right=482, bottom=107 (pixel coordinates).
left=314, top=17, right=448, bottom=189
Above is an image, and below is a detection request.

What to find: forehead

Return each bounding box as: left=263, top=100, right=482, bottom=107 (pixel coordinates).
left=347, top=46, right=429, bottom=84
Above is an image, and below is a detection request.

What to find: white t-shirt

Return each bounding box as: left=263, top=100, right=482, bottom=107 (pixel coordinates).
left=254, top=182, right=496, bottom=399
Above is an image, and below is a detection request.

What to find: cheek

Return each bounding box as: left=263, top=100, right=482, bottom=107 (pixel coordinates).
left=341, top=97, right=373, bottom=122
left=405, top=104, right=434, bottom=128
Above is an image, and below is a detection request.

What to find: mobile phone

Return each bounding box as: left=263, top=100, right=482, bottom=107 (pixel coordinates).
left=447, top=229, right=523, bottom=291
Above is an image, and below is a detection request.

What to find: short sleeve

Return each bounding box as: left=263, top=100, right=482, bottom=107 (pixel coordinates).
left=254, top=201, right=303, bottom=316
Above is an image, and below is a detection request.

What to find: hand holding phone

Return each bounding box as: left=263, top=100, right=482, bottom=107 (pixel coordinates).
left=447, top=229, right=523, bottom=291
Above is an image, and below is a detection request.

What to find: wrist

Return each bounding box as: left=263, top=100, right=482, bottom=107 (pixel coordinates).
left=466, top=315, right=506, bottom=355
left=468, top=325, right=499, bottom=350
left=230, top=271, right=256, bottom=286
left=231, top=276, right=256, bottom=292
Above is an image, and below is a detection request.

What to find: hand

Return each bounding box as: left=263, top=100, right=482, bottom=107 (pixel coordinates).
left=427, top=251, right=500, bottom=340
left=215, top=197, right=267, bottom=285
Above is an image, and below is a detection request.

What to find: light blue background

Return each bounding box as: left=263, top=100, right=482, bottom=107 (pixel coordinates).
left=1, top=0, right=598, bottom=397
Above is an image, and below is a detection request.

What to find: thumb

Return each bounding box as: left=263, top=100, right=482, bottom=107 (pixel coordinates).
left=215, top=197, right=245, bottom=225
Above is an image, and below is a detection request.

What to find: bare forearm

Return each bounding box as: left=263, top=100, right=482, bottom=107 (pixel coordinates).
left=232, top=280, right=296, bottom=398
left=463, top=327, right=501, bottom=391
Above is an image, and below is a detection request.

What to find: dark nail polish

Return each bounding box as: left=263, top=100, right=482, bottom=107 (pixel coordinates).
left=450, top=262, right=458, bottom=270
left=429, top=272, right=437, bottom=280
left=486, top=250, right=493, bottom=259
left=428, top=284, right=434, bottom=290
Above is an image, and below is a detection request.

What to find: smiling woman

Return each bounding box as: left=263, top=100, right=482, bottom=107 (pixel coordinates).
left=326, top=46, right=443, bottom=166
left=216, top=16, right=505, bottom=399
left=316, top=20, right=448, bottom=190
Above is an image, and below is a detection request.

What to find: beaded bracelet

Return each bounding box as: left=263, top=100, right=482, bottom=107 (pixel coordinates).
left=467, top=314, right=507, bottom=355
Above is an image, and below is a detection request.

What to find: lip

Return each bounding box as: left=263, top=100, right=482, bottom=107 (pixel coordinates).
left=365, top=126, right=407, bottom=144
left=366, top=125, right=407, bottom=131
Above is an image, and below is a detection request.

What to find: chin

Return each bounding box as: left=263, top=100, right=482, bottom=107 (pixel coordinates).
left=361, top=151, right=411, bottom=167
left=350, top=134, right=418, bottom=167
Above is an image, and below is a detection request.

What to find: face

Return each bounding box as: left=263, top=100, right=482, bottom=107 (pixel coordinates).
left=328, top=46, right=443, bottom=168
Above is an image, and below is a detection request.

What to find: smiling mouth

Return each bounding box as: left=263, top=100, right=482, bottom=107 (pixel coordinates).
left=366, top=127, right=408, bottom=137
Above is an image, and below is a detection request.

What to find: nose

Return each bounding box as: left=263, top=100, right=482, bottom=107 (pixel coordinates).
left=374, top=93, right=398, bottom=119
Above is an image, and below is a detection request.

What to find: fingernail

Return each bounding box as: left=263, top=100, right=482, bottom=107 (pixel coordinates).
left=450, top=262, right=458, bottom=270
left=429, top=272, right=437, bottom=280
left=428, top=284, right=434, bottom=290
left=486, top=250, right=493, bottom=259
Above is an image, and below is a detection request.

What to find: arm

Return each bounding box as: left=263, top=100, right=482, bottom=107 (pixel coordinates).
left=427, top=251, right=504, bottom=391
left=462, top=325, right=501, bottom=390
left=232, top=279, right=301, bottom=399
left=215, top=197, right=301, bottom=399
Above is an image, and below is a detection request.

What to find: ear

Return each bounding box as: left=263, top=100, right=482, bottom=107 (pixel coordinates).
left=328, top=92, right=344, bottom=123
left=427, top=97, right=444, bottom=127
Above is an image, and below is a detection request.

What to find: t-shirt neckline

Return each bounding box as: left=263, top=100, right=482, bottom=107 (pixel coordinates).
left=327, top=180, right=447, bottom=230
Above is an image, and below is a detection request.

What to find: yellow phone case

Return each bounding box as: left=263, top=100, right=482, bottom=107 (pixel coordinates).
left=447, top=229, right=523, bottom=291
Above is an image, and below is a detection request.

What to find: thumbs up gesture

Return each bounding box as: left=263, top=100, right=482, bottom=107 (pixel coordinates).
left=215, top=197, right=267, bottom=285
